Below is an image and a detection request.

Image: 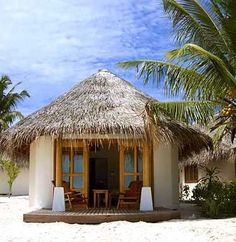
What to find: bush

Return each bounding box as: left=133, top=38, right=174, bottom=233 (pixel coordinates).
left=0, top=160, right=20, bottom=197
left=192, top=166, right=236, bottom=218
left=179, top=184, right=190, bottom=200
left=223, top=180, right=236, bottom=215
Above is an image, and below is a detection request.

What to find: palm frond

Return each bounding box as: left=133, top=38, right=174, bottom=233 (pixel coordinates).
left=119, top=58, right=232, bottom=100
left=0, top=76, right=12, bottom=98
left=3, top=92, right=29, bottom=111
left=0, top=111, right=24, bottom=131
left=145, top=105, right=213, bottom=158
left=148, top=100, right=219, bottom=125
left=120, top=1, right=236, bottom=144
left=162, top=0, right=230, bottom=59
left=118, top=60, right=167, bottom=86
left=119, top=60, right=205, bottom=97
left=0, top=119, right=8, bottom=130
left=217, top=0, right=236, bottom=64
left=166, top=43, right=236, bottom=97
left=0, top=76, right=29, bottom=131
left=3, top=111, right=24, bottom=121
left=7, top=82, right=22, bottom=95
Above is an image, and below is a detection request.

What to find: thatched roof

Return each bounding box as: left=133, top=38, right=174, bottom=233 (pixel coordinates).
left=0, top=69, right=212, bottom=162
left=180, top=127, right=235, bottom=166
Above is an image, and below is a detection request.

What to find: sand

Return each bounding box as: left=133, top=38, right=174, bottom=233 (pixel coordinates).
left=0, top=196, right=235, bottom=242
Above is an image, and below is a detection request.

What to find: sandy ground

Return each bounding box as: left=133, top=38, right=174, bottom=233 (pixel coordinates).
left=0, top=196, right=236, bottom=242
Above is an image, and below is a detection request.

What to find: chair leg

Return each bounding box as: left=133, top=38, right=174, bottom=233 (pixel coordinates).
left=98, top=194, right=100, bottom=208
left=136, top=200, right=139, bottom=209
left=93, top=192, right=96, bottom=208
left=108, top=193, right=112, bottom=208
left=66, top=194, right=72, bottom=209
left=117, top=199, right=120, bottom=209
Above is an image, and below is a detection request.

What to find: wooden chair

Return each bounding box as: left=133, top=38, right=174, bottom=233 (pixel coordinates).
left=117, top=181, right=143, bottom=209
left=52, top=180, right=88, bottom=209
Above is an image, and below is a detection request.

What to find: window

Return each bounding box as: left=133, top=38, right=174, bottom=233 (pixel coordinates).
left=62, top=148, right=84, bottom=191
left=123, top=146, right=143, bottom=189
left=184, top=165, right=198, bottom=183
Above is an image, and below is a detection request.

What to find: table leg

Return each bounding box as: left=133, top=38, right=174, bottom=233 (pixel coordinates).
left=98, top=194, right=100, bottom=208
left=93, top=192, right=96, bottom=208
left=108, top=192, right=111, bottom=208
left=105, top=191, right=108, bottom=208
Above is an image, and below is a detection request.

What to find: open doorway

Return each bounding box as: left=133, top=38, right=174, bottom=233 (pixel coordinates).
left=89, top=144, right=119, bottom=206
left=89, top=158, right=108, bottom=189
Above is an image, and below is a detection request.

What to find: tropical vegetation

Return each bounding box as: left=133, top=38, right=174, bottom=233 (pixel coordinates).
left=192, top=166, right=236, bottom=218
left=119, top=0, right=236, bottom=142
left=0, top=75, right=29, bottom=196
left=0, top=75, right=29, bottom=132
left=0, top=160, right=20, bottom=197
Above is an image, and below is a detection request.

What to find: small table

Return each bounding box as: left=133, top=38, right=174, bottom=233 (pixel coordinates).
left=93, top=189, right=109, bottom=208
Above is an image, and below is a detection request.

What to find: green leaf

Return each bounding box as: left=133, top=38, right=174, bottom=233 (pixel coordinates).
left=148, top=100, right=219, bottom=125
left=0, top=76, right=29, bottom=131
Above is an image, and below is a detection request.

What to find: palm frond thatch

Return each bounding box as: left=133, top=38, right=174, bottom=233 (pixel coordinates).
left=0, top=70, right=212, bottom=162
left=145, top=103, right=212, bottom=160
left=180, top=126, right=235, bottom=166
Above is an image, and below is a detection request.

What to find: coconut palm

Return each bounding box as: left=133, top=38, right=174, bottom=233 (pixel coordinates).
left=119, top=0, right=236, bottom=142
left=0, top=75, right=29, bottom=132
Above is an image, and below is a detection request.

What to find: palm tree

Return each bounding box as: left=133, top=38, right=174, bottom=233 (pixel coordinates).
left=0, top=75, right=29, bottom=132
left=119, top=0, right=236, bottom=142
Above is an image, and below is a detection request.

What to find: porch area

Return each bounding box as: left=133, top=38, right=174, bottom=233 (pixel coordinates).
left=29, top=136, right=180, bottom=221
left=23, top=208, right=180, bottom=224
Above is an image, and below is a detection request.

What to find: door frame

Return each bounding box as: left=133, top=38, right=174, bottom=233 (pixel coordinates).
left=54, top=139, right=89, bottom=198
left=55, top=139, right=152, bottom=200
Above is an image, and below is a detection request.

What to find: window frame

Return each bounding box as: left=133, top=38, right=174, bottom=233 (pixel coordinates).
left=184, top=165, right=198, bottom=183
left=61, top=147, right=85, bottom=192
left=123, top=145, right=143, bottom=190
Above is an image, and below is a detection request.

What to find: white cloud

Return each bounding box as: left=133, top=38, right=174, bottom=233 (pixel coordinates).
left=0, top=0, right=175, bottom=115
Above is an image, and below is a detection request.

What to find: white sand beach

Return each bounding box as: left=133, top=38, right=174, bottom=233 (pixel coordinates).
left=0, top=196, right=235, bottom=242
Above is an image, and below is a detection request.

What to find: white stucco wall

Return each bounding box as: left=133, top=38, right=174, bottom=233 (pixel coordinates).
left=180, top=159, right=236, bottom=199
left=153, top=142, right=179, bottom=209
left=27, top=135, right=182, bottom=209
left=29, top=136, right=54, bottom=208
left=0, top=168, right=29, bottom=195
left=207, top=159, right=236, bottom=181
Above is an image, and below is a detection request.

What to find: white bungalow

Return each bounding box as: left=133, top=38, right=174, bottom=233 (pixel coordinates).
left=0, top=69, right=210, bottom=212
left=180, top=134, right=236, bottom=199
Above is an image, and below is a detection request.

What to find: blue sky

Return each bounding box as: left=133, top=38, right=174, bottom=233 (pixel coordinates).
left=0, top=0, right=176, bottom=115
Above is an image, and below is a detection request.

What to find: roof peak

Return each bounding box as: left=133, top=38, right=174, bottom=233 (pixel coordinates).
left=92, top=68, right=154, bottom=100
left=97, top=68, right=110, bottom=73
